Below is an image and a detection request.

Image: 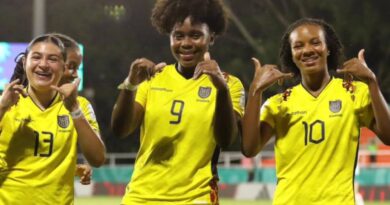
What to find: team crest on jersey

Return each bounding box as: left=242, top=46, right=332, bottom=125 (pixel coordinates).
left=198, top=87, right=212, bottom=98
left=329, top=100, right=342, bottom=113
left=58, top=115, right=70, bottom=128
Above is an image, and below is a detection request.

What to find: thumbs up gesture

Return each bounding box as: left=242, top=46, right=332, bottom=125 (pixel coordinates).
left=193, top=52, right=227, bottom=90
left=337, top=49, right=376, bottom=83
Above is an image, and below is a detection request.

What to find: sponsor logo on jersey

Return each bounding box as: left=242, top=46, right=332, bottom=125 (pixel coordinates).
left=329, top=100, right=342, bottom=113
left=58, top=115, right=70, bottom=128
left=198, top=87, right=211, bottom=98
left=151, top=87, right=173, bottom=92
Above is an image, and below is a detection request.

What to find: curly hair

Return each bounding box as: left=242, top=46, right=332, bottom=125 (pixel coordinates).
left=151, top=0, right=228, bottom=35
left=279, top=18, right=344, bottom=76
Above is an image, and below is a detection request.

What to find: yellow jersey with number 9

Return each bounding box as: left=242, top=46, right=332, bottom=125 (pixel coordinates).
left=260, top=78, right=373, bottom=205
left=0, top=93, right=99, bottom=205
left=121, top=64, right=245, bottom=204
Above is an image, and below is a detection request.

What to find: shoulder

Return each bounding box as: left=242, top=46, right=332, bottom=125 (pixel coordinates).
left=77, top=96, right=90, bottom=104
left=267, top=83, right=301, bottom=104
left=222, top=72, right=243, bottom=87
left=139, top=64, right=175, bottom=87
left=332, top=77, right=368, bottom=95
left=76, top=96, right=94, bottom=110
left=154, top=64, right=175, bottom=78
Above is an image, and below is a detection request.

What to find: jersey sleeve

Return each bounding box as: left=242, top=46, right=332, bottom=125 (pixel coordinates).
left=78, top=97, right=100, bottom=133
left=227, top=76, right=245, bottom=117
left=354, top=82, right=374, bottom=128
left=135, top=81, right=149, bottom=108
left=259, top=95, right=280, bottom=128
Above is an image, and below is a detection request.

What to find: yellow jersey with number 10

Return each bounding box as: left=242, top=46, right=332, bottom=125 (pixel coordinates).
left=260, top=78, right=373, bottom=205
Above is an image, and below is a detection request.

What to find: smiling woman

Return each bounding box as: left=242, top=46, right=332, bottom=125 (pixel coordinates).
left=24, top=40, right=65, bottom=93
left=242, top=18, right=390, bottom=205
left=110, top=0, right=245, bottom=204
left=0, top=34, right=105, bottom=205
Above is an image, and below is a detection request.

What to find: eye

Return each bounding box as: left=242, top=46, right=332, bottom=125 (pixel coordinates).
left=173, top=33, right=184, bottom=40
left=67, top=63, right=78, bottom=70
left=48, top=56, right=60, bottom=62
left=311, top=39, right=322, bottom=46
left=191, top=33, right=202, bottom=39
left=292, top=44, right=303, bottom=49
left=30, top=54, right=41, bottom=60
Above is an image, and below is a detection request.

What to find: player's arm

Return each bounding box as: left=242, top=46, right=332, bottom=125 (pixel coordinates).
left=72, top=112, right=106, bottom=167
left=214, top=85, right=238, bottom=148
left=338, top=49, right=390, bottom=144
left=111, top=87, right=144, bottom=138
left=194, top=52, right=238, bottom=148
left=111, top=58, right=166, bottom=138
left=52, top=79, right=106, bottom=167
left=242, top=58, right=293, bottom=157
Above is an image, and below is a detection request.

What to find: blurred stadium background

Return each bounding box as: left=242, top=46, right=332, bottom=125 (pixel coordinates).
left=1, top=0, right=390, bottom=204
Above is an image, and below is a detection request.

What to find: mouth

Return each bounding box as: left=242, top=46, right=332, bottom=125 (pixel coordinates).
left=301, top=56, right=319, bottom=66
left=34, top=71, right=53, bottom=80
left=179, top=51, right=195, bottom=61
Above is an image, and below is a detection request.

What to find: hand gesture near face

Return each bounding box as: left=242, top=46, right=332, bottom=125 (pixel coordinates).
left=193, top=52, right=227, bottom=90
left=250, top=57, right=293, bottom=96
left=337, top=49, right=376, bottom=83
left=0, top=79, right=28, bottom=110
left=51, top=78, right=80, bottom=112
left=128, top=58, right=166, bottom=85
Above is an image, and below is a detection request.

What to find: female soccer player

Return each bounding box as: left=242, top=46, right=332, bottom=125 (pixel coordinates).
left=111, top=0, right=244, bottom=204
left=242, top=18, right=390, bottom=204
left=9, top=33, right=93, bottom=185
left=0, top=34, right=105, bottom=204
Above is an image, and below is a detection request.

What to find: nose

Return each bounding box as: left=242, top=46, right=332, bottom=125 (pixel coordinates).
left=181, top=36, right=192, bottom=48
left=38, top=58, right=49, bottom=68
left=302, top=45, right=315, bottom=56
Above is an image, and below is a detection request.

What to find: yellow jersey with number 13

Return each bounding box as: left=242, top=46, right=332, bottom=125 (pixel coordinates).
left=0, top=94, right=99, bottom=205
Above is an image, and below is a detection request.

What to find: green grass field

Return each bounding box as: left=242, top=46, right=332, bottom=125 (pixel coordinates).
left=75, top=197, right=390, bottom=205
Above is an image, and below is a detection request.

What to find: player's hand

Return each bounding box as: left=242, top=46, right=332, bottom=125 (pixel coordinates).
left=193, top=52, right=227, bottom=90
left=0, top=79, right=28, bottom=111
left=250, top=57, right=293, bottom=96
left=128, top=58, right=166, bottom=85
left=75, top=164, right=92, bottom=185
left=51, top=78, right=80, bottom=112
left=337, top=49, right=376, bottom=84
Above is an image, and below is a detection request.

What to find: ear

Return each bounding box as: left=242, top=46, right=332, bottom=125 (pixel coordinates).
left=209, top=32, right=216, bottom=46
left=22, top=56, right=26, bottom=71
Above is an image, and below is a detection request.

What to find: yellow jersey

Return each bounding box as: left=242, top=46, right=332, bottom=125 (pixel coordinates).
left=122, top=64, right=245, bottom=205
left=260, top=78, right=373, bottom=205
left=0, top=93, right=99, bottom=205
